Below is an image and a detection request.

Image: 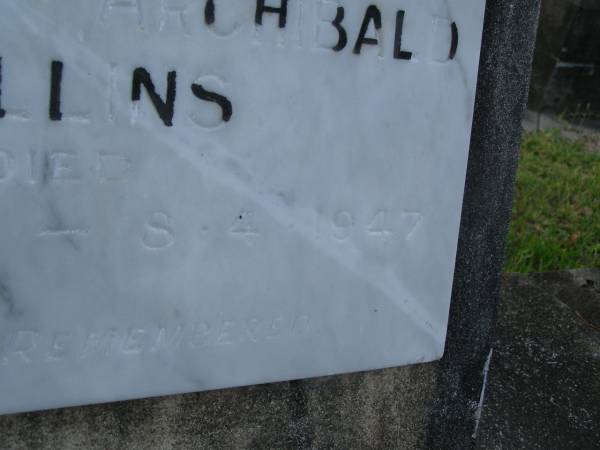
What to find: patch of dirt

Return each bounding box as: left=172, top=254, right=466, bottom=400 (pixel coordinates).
left=580, top=132, right=600, bottom=154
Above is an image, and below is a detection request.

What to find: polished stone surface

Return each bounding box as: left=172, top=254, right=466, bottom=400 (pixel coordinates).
left=0, top=0, right=486, bottom=414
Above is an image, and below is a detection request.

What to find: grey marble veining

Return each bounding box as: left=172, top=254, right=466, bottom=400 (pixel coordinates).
left=0, top=0, right=486, bottom=414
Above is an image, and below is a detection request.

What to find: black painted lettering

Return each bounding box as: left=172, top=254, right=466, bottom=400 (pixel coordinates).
left=0, top=57, right=5, bottom=119
left=255, top=0, right=288, bottom=28
left=204, top=0, right=215, bottom=25
left=191, top=83, right=233, bottom=123
left=331, top=7, right=347, bottom=52
left=353, top=5, right=381, bottom=55
left=49, top=60, right=63, bottom=121
left=450, top=22, right=459, bottom=60
left=393, top=11, right=412, bottom=60
left=131, top=68, right=177, bottom=127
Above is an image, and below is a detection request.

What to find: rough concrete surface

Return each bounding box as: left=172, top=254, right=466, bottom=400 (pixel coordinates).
left=0, top=362, right=438, bottom=449
left=476, top=270, right=600, bottom=450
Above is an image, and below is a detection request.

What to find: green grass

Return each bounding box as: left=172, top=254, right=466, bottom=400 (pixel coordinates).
left=505, top=130, right=600, bottom=273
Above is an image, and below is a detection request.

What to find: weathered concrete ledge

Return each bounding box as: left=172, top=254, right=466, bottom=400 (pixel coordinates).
left=0, top=361, right=438, bottom=449
left=476, top=270, right=600, bottom=449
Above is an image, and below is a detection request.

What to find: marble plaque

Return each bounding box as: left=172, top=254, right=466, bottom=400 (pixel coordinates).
left=0, top=0, right=486, bottom=414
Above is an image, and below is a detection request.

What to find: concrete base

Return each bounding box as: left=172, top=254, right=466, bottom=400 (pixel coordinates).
left=0, top=360, right=438, bottom=449
left=476, top=270, right=600, bottom=450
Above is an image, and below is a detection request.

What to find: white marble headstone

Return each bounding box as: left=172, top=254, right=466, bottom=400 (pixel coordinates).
left=0, top=0, right=486, bottom=414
